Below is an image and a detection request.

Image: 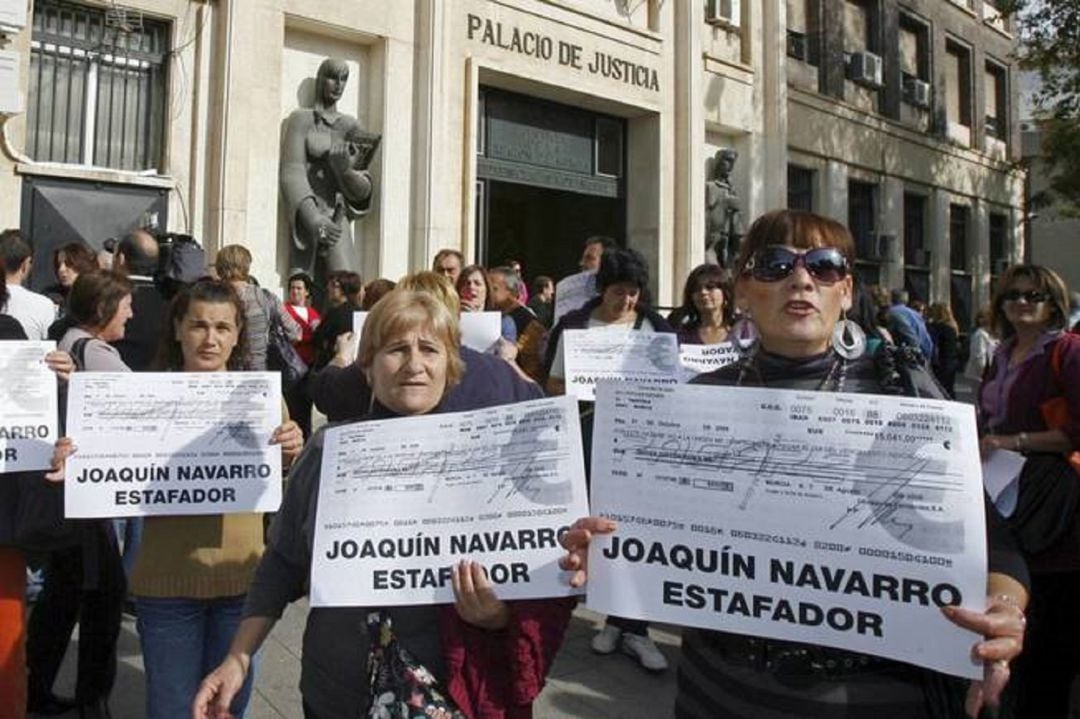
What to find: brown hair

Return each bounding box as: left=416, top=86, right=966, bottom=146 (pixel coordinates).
left=155, top=279, right=250, bottom=371
left=67, top=269, right=133, bottom=331
left=455, top=264, right=492, bottom=310
left=675, top=263, right=733, bottom=329
left=361, top=278, right=397, bottom=311
left=214, top=244, right=252, bottom=281
left=358, top=289, right=464, bottom=388
left=991, top=264, right=1070, bottom=340
left=735, top=210, right=856, bottom=276
left=397, top=271, right=460, bottom=314
left=927, top=302, right=959, bottom=333
left=53, top=242, right=98, bottom=279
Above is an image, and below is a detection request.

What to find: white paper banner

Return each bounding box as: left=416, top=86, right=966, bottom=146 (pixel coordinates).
left=563, top=329, right=680, bottom=401
left=678, top=341, right=739, bottom=382
left=311, top=396, right=590, bottom=607
left=0, top=341, right=58, bottom=473
left=554, top=271, right=597, bottom=324
left=64, top=372, right=283, bottom=517
left=588, top=381, right=987, bottom=679
left=351, top=311, right=502, bottom=357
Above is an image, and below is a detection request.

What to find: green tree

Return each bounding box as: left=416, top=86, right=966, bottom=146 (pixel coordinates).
left=1002, top=0, right=1080, bottom=214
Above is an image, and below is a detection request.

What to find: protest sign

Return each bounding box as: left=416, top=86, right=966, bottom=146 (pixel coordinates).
left=563, top=329, right=680, bottom=401
left=64, top=372, right=283, bottom=517
left=310, top=396, right=589, bottom=606
left=351, top=311, right=503, bottom=357
left=0, top=341, right=58, bottom=472
left=589, top=381, right=987, bottom=679
left=678, top=341, right=739, bottom=381
left=554, top=271, right=596, bottom=324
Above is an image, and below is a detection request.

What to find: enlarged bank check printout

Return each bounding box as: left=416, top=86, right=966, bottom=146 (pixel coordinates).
left=64, top=372, right=283, bottom=517
left=0, top=340, right=58, bottom=473
left=311, top=396, right=589, bottom=607
left=588, top=381, right=986, bottom=679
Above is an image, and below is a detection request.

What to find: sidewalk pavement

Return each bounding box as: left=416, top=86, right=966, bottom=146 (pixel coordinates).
left=37, top=604, right=680, bottom=718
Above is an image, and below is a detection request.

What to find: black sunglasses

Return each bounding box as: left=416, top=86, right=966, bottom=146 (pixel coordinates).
left=744, top=246, right=849, bottom=284
left=1002, top=289, right=1049, bottom=304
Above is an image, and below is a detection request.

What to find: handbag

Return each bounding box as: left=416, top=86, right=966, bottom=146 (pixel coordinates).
left=366, top=610, right=465, bottom=719
left=258, top=289, right=308, bottom=389
left=1039, top=337, right=1080, bottom=474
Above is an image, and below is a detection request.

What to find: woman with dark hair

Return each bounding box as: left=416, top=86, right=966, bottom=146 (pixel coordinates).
left=669, top=263, right=732, bottom=345
left=561, top=210, right=1029, bottom=718
left=455, top=264, right=517, bottom=342
left=543, top=246, right=675, bottom=673
left=50, top=279, right=302, bottom=718
left=44, top=242, right=98, bottom=307
left=28, top=269, right=133, bottom=718
left=977, top=264, right=1080, bottom=718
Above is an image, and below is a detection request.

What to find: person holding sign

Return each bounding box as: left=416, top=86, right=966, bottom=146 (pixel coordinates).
left=543, top=247, right=675, bottom=673
left=561, top=210, right=1029, bottom=718
left=194, top=290, right=573, bottom=719
left=50, top=280, right=303, bottom=719
left=976, top=264, right=1080, bottom=718
left=668, top=263, right=732, bottom=346
left=455, top=264, right=517, bottom=344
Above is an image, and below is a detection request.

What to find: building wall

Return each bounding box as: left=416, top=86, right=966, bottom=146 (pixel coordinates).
left=0, top=0, right=1022, bottom=312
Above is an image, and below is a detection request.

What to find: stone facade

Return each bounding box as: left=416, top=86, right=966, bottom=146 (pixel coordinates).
left=0, top=0, right=1022, bottom=312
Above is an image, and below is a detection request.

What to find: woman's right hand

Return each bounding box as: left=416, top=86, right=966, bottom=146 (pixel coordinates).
left=558, top=517, right=617, bottom=588
left=45, top=437, right=76, bottom=482
left=192, top=652, right=250, bottom=719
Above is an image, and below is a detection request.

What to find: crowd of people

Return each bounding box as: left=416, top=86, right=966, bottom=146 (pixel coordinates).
left=0, top=208, right=1077, bottom=719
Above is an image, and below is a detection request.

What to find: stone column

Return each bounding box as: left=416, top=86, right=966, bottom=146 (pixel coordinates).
left=822, top=160, right=848, bottom=222
left=929, top=188, right=951, bottom=305
left=970, top=198, right=990, bottom=311
left=759, top=0, right=788, bottom=212
left=879, top=176, right=905, bottom=290
left=673, top=0, right=704, bottom=283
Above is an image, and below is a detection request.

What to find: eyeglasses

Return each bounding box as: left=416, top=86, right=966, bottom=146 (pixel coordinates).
left=744, top=246, right=849, bottom=284
left=1002, top=289, right=1049, bottom=304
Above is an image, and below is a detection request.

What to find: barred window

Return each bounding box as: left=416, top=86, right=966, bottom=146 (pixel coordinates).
left=26, top=1, right=168, bottom=171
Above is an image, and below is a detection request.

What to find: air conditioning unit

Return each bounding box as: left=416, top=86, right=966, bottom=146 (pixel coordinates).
left=848, top=51, right=883, bottom=88
left=787, top=31, right=808, bottom=61
left=902, top=77, right=931, bottom=108
left=706, top=0, right=741, bottom=27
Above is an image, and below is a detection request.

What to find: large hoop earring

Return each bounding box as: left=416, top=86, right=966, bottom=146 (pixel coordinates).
left=831, top=314, right=867, bottom=360
left=730, top=312, right=760, bottom=358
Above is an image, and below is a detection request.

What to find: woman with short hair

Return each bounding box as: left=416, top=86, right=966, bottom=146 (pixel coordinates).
left=561, top=210, right=1029, bottom=718
left=194, top=289, right=573, bottom=719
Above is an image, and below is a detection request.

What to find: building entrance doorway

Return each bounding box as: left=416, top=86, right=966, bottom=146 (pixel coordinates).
left=475, top=88, right=625, bottom=282
left=480, top=181, right=622, bottom=281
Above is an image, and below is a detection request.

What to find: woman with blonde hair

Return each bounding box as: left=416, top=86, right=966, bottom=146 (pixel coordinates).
left=927, top=302, right=961, bottom=398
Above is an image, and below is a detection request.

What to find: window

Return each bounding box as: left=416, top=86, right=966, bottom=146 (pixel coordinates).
left=984, top=61, right=1007, bottom=139
left=945, top=40, right=972, bottom=129
left=26, top=1, right=168, bottom=171
left=787, top=165, right=814, bottom=211
left=949, top=204, right=970, bottom=271
left=903, top=193, right=929, bottom=265
left=989, top=212, right=1008, bottom=275
left=843, top=0, right=870, bottom=53
left=786, top=0, right=820, bottom=65
left=899, top=14, right=930, bottom=105
left=848, top=180, right=877, bottom=260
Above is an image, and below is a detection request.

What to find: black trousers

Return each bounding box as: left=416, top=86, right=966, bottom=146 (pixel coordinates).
left=1009, top=571, right=1080, bottom=718
left=26, top=522, right=126, bottom=705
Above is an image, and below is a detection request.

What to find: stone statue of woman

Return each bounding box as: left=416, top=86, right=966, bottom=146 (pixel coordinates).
left=280, top=58, right=380, bottom=280
left=705, top=148, right=742, bottom=269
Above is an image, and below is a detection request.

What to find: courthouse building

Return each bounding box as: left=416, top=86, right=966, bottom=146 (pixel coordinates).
left=0, top=0, right=1023, bottom=321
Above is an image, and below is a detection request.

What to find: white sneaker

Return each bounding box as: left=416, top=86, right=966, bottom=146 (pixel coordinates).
left=591, top=624, right=622, bottom=654
left=621, top=633, right=669, bottom=672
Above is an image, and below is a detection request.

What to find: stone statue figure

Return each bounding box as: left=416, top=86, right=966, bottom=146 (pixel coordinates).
left=280, top=58, right=381, bottom=280
left=705, top=148, right=743, bottom=269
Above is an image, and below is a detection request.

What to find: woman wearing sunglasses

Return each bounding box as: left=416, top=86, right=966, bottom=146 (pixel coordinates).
left=977, top=264, right=1080, bottom=718
left=668, top=263, right=732, bottom=346
left=561, top=210, right=1029, bottom=718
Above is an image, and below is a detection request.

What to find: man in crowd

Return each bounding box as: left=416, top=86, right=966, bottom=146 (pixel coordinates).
left=579, top=235, right=613, bottom=272
left=886, top=288, right=934, bottom=360
left=112, top=230, right=168, bottom=371
left=432, top=248, right=463, bottom=285
left=527, top=275, right=555, bottom=329
left=0, top=229, right=56, bottom=340
left=488, top=266, right=547, bottom=382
